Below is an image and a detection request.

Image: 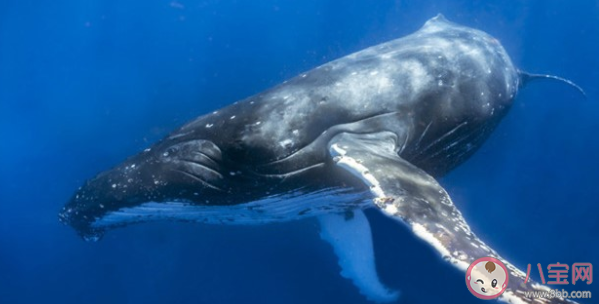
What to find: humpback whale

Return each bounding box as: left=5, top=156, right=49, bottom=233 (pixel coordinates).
left=59, top=15, right=584, bottom=303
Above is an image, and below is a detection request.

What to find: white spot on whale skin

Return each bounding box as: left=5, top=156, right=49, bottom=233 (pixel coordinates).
left=279, top=139, right=293, bottom=148
left=384, top=204, right=398, bottom=214
left=400, top=60, right=432, bottom=93
left=205, top=123, right=213, bottom=128
left=230, top=115, right=236, bottom=120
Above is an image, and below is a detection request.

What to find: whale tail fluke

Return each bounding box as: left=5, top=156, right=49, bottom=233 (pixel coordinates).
left=518, top=70, right=586, bottom=98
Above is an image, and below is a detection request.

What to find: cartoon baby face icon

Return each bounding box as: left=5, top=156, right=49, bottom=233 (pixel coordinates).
left=466, top=257, right=509, bottom=299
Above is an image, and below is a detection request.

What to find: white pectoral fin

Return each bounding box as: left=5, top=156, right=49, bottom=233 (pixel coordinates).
left=318, top=210, right=399, bottom=303
left=327, top=132, right=578, bottom=304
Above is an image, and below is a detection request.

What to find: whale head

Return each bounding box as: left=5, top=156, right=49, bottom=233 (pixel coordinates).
left=59, top=138, right=225, bottom=241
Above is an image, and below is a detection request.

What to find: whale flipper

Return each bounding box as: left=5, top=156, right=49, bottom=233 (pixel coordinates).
left=328, top=132, right=573, bottom=304
left=318, top=210, right=400, bottom=303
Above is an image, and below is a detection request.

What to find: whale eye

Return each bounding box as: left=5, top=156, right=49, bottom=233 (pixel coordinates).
left=476, top=279, right=484, bottom=284
left=492, top=279, right=497, bottom=288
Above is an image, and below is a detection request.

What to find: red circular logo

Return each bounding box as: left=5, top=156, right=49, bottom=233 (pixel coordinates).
left=465, top=257, right=509, bottom=300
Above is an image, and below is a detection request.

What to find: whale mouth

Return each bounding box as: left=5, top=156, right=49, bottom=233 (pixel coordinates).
left=58, top=207, right=105, bottom=241
left=58, top=138, right=229, bottom=241
left=481, top=287, right=486, bottom=293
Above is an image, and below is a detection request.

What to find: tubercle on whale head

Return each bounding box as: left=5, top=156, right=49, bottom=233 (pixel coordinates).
left=58, top=207, right=103, bottom=241
left=58, top=157, right=146, bottom=242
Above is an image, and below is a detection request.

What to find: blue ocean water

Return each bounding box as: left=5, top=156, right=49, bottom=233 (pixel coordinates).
left=1, top=1, right=598, bottom=303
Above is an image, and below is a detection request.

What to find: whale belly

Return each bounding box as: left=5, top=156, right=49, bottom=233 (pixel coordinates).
left=91, top=188, right=371, bottom=229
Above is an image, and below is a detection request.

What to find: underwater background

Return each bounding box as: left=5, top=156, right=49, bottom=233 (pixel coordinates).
left=1, top=0, right=598, bottom=303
